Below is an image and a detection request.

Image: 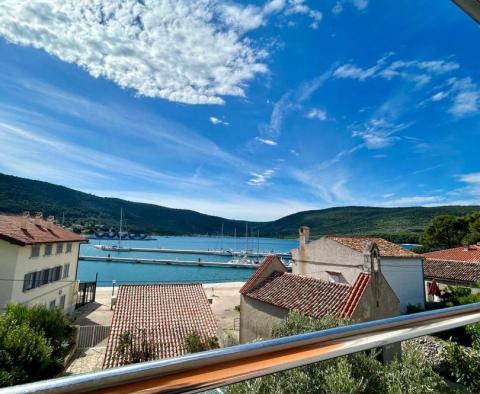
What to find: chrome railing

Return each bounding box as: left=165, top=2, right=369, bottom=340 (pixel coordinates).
left=4, top=303, right=480, bottom=394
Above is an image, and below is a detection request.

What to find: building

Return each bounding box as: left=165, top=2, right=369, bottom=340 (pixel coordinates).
left=423, top=244, right=480, bottom=290
left=240, top=248, right=399, bottom=344
left=0, top=212, right=85, bottom=313
left=103, top=283, right=218, bottom=368
left=291, top=227, right=425, bottom=312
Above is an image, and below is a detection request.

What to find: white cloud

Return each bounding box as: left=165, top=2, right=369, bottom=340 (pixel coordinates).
left=431, top=91, right=449, bottom=102
left=209, top=116, right=229, bottom=126
left=334, top=55, right=459, bottom=86
left=219, top=0, right=322, bottom=32
left=247, top=169, right=274, bottom=186
left=0, top=0, right=277, bottom=105
left=256, top=137, right=278, bottom=146
left=457, top=172, right=480, bottom=195
left=386, top=196, right=444, bottom=205
left=352, top=118, right=412, bottom=149
left=306, top=108, right=327, bottom=120
left=331, top=0, right=368, bottom=15
left=447, top=78, right=480, bottom=117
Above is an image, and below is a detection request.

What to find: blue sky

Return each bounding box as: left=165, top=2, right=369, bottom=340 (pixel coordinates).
left=0, top=0, right=479, bottom=221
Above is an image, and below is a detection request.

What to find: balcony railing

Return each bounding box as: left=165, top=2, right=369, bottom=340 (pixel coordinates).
left=4, top=302, right=480, bottom=394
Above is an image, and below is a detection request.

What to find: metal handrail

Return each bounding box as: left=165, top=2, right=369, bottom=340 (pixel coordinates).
left=5, top=303, right=480, bottom=394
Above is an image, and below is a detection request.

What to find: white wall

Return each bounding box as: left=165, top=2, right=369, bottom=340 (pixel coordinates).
left=292, top=237, right=366, bottom=284
left=0, top=240, right=19, bottom=311
left=7, top=242, right=81, bottom=314
left=381, top=257, right=425, bottom=312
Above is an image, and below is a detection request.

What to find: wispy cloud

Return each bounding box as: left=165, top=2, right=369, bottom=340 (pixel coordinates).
left=385, top=195, right=444, bottom=206
left=306, top=108, right=327, bottom=120
left=247, top=169, right=274, bottom=186
left=352, top=118, right=412, bottom=149
left=209, top=116, right=229, bottom=126
left=332, top=0, right=369, bottom=16
left=256, top=137, right=278, bottom=146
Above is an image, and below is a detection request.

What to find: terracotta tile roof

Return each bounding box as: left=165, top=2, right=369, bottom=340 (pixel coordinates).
left=0, top=213, right=85, bottom=246
left=423, top=245, right=480, bottom=263
left=240, top=255, right=286, bottom=295
left=326, top=236, right=418, bottom=257
left=245, top=272, right=370, bottom=319
left=338, top=273, right=370, bottom=318
left=103, top=284, right=218, bottom=369
left=424, top=258, right=480, bottom=284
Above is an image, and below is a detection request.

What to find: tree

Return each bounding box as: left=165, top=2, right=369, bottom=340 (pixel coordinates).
left=421, top=215, right=467, bottom=249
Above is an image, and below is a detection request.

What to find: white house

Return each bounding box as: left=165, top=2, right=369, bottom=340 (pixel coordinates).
left=291, top=227, right=425, bottom=312
left=0, top=212, right=86, bottom=313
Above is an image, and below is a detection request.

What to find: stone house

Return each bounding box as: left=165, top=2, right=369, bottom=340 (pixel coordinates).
left=0, top=212, right=85, bottom=313
left=291, top=227, right=425, bottom=312
left=240, top=244, right=399, bottom=344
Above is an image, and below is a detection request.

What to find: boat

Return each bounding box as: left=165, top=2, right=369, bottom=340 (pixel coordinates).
left=94, top=208, right=128, bottom=252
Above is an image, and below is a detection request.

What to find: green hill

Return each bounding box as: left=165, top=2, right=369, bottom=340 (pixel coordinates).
left=0, top=173, right=479, bottom=241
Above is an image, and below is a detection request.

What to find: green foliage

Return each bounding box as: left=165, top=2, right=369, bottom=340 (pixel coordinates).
left=1, top=173, right=479, bottom=238
left=0, top=304, right=72, bottom=387
left=226, top=312, right=447, bottom=394
left=421, top=211, right=480, bottom=249
left=444, top=341, right=480, bottom=392
left=405, top=303, right=424, bottom=314
left=115, top=328, right=156, bottom=365
left=184, top=330, right=219, bottom=354
left=441, top=285, right=480, bottom=307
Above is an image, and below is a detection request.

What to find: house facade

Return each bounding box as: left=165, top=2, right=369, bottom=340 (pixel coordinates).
left=291, top=227, right=425, bottom=312
left=0, top=212, right=85, bottom=313
left=240, top=249, right=399, bottom=344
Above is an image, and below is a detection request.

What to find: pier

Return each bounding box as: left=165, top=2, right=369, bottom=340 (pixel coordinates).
left=92, top=246, right=292, bottom=259
left=79, top=255, right=262, bottom=269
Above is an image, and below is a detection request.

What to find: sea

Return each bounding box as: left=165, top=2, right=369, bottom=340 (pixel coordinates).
left=78, top=236, right=298, bottom=287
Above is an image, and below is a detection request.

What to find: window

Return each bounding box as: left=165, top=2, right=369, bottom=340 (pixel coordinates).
left=52, top=266, right=62, bottom=282
left=59, top=295, right=66, bottom=310
left=41, top=269, right=50, bottom=286
left=49, top=299, right=56, bottom=310
left=31, top=244, right=40, bottom=258
left=56, top=243, right=64, bottom=254
left=23, top=272, right=34, bottom=292
left=63, top=263, right=70, bottom=278
left=44, top=244, right=53, bottom=256
left=327, top=271, right=347, bottom=284
left=66, top=243, right=72, bottom=253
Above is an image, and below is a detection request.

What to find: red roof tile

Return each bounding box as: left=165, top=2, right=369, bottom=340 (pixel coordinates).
left=326, top=236, right=418, bottom=257
left=240, top=255, right=286, bottom=295
left=245, top=272, right=369, bottom=319
left=339, top=273, right=370, bottom=318
left=423, top=245, right=480, bottom=263
left=424, top=258, right=480, bottom=284
left=0, top=213, right=85, bottom=245
left=103, top=284, right=218, bottom=369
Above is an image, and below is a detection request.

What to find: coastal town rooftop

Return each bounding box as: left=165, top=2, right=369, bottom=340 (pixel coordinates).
left=0, top=212, right=85, bottom=246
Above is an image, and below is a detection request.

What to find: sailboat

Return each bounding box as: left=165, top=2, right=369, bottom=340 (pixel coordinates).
left=94, top=209, right=129, bottom=252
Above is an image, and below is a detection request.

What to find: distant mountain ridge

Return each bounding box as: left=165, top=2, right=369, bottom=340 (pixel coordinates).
left=0, top=173, right=479, bottom=241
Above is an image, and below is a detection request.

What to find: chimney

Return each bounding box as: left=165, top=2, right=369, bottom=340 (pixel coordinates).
left=20, top=211, right=30, bottom=230
left=46, top=215, right=55, bottom=229
left=299, top=226, right=310, bottom=249
left=34, top=212, right=43, bottom=226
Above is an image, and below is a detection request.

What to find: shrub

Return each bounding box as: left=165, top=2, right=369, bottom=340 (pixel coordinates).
left=444, top=341, right=480, bottom=392
left=226, top=313, right=447, bottom=394
left=405, top=303, right=424, bottom=314
left=115, top=328, right=157, bottom=365
left=184, top=330, right=219, bottom=354
left=0, top=313, right=54, bottom=387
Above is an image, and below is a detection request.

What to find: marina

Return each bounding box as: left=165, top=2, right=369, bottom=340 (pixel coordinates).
left=92, top=245, right=292, bottom=258
left=79, top=255, right=262, bottom=269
